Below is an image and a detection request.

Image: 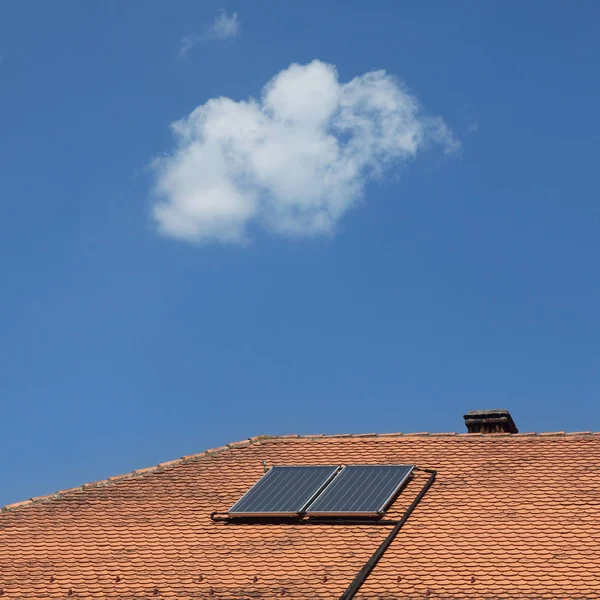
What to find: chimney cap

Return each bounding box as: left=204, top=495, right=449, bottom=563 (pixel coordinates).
left=463, top=409, right=518, bottom=434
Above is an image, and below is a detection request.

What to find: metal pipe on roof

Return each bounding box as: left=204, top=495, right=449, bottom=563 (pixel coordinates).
left=210, top=513, right=401, bottom=526
left=210, top=511, right=401, bottom=526
left=338, top=468, right=437, bottom=600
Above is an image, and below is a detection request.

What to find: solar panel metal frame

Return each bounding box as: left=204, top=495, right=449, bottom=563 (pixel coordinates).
left=228, top=465, right=340, bottom=517
left=304, top=464, right=415, bottom=517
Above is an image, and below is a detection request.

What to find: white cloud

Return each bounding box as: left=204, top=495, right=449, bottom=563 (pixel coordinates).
left=468, top=120, right=480, bottom=134
left=179, top=11, right=240, bottom=57
left=151, top=60, right=459, bottom=244
left=209, top=11, right=240, bottom=40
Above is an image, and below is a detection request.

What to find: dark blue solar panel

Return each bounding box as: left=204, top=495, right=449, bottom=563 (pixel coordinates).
left=305, top=465, right=414, bottom=515
left=229, top=466, right=339, bottom=516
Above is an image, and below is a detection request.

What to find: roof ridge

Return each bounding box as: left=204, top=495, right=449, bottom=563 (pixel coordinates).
left=2, top=430, right=597, bottom=512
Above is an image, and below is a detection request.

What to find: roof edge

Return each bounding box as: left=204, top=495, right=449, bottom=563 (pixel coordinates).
left=1, top=434, right=282, bottom=513
left=2, top=430, right=597, bottom=513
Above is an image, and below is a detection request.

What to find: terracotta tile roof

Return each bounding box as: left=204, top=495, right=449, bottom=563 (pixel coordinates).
left=2, top=431, right=600, bottom=598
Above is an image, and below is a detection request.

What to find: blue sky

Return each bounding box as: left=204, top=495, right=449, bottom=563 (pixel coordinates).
left=1, top=1, right=599, bottom=506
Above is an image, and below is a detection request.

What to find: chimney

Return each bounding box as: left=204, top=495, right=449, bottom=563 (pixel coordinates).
left=463, top=409, right=518, bottom=434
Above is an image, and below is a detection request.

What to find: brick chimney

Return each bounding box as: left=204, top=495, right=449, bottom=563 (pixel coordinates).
left=463, top=409, right=518, bottom=434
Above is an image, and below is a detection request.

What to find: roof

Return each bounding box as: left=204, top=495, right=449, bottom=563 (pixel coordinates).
left=2, top=430, right=600, bottom=599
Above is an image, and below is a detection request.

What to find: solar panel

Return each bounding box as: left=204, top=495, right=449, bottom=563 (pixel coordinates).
left=228, top=465, right=339, bottom=516
left=304, top=464, right=414, bottom=516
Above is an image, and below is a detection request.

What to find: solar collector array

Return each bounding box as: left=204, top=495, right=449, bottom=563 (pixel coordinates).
left=228, top=464, right=414, bottom=517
